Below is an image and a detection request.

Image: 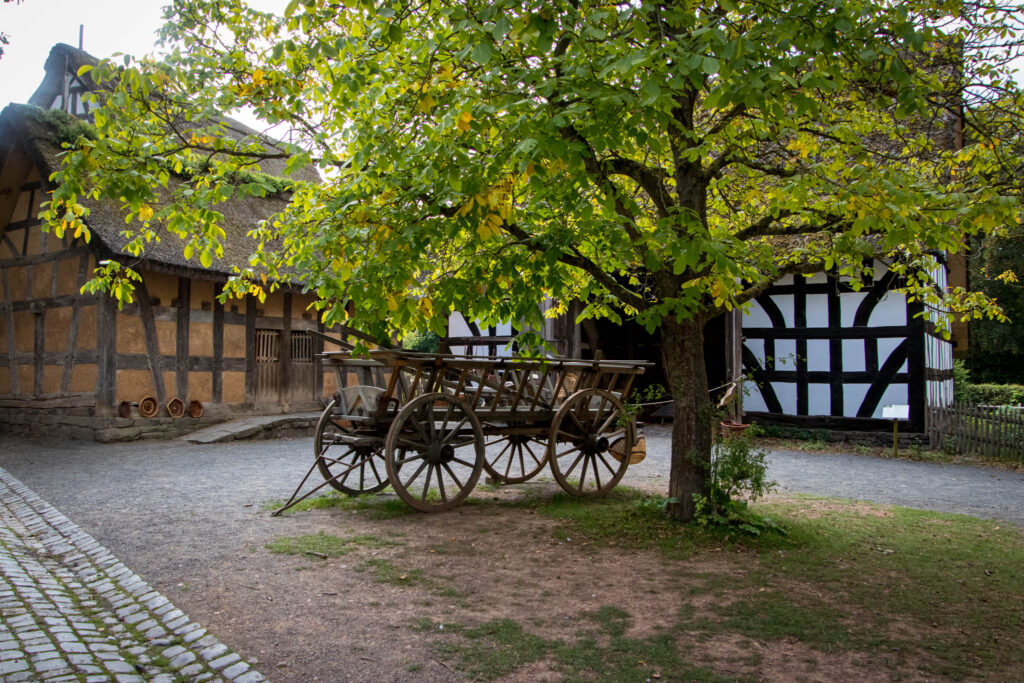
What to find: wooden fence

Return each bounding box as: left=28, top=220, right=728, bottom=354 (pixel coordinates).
left=927, top=403, right=1024, bottom=460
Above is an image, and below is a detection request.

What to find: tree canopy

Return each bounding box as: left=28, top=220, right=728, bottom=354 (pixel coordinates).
left=45, top=0, right=1024, bottom=519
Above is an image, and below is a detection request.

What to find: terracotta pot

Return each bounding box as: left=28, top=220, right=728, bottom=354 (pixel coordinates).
left=720, top=419, right=750, bottom=439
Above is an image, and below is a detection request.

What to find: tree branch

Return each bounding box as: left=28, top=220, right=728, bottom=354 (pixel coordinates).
left=502, top=221, right=648, bottom=311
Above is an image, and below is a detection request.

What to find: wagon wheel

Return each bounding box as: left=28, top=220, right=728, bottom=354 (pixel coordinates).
left=548, top=388, right=635, bottom=496
left=483, top=434, right=548, bottom=484
left=385, top=393, right=484, bottom=512
left=315, top=398, right=389, bottom=495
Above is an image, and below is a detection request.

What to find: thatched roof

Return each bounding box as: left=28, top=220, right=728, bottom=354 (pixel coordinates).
left=28, top=44, right=321, bottom=184
left=2, top=44, right=321, bottom=281
left=0, top=103, right=303, bottom=278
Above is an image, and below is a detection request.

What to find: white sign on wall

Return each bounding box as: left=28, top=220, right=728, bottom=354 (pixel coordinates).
left=882, top=404, right=910, bottom=420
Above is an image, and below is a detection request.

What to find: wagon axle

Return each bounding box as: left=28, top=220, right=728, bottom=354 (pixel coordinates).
left=425, top=442, right=456, bottom=465
left=581, top=434, right=610, bottom=455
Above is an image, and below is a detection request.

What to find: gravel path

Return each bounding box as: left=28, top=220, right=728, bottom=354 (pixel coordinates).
left=0, top=428, right=1020, bottom=580
left=635, top=425, right=1024, bottom=526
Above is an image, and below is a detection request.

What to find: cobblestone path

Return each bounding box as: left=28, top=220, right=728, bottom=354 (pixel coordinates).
left=0, top=466, right=266, bottom=682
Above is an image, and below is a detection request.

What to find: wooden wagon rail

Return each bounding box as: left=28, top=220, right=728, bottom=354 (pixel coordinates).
left=273, top=351, right=651, bottom=515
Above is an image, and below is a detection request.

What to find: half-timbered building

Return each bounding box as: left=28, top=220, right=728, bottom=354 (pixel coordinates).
left=0, top=44, right=347, bottom=441
left=738, top=259, right=955, bottom=433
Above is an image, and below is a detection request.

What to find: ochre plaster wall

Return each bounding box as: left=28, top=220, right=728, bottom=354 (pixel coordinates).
left=44, top=307, right=72, bottom=352
left=191, top=321, right=213, bottom=358
left=116, top=370, right=153, bottom=403
left=223, top=371, right=245, bottom=403
left=76, top=306, right=96, bottom=350
left=189, top=371, right=212, bottom=403
left=69, top=364, right=97, bottom=393
left=116, top=313, right=146, bottom=354
left=42, top=366, right=61, bottom=394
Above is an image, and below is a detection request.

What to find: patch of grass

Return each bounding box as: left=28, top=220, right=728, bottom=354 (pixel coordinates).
left=264, top=491, right=415, bottom=519
left=436, top=586, right=467, bottom=600
left=586, top=605, right=631, bottom=637
left=524, top=488, right=778, bottom=559
left=494, top=488, right=1024, bottom=678
left=360, top=558, right=428, bottom=585
left=690, top=591, right=856, bottom=650
left=747, top=497, right=1024, bottom=677
left=430, top=612, right=724, bottom=682
left=435, top=618, right=549, bottom=680
left=266, top=531, right=396, bottom=557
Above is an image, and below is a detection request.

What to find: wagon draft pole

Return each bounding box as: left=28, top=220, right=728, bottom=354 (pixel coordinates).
left=273, top=351, right=650, bottom=514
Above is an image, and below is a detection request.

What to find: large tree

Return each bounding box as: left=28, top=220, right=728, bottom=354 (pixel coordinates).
left=48, top=0, right=1024, bottom=520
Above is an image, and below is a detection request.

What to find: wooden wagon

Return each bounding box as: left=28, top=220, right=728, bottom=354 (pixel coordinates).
left=274, top=350, right=650, bottom=514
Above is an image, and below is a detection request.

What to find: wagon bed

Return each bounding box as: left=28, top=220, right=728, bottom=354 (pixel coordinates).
left=274, top=350, right=650, bottom=514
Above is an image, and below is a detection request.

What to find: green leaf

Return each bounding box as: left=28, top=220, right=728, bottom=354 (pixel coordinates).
left=200, top=248, right=213, bottom=269
left=492, top=16, right=510, bottom=41
left=471, top=40, right=494, bottom=64
left=76, top=65, right=94, bottom=77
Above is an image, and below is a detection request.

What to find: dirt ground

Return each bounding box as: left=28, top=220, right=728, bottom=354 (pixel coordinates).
left=5, top=433, right=1020, bottom=681
left=157, top=482, right=929, bottom=682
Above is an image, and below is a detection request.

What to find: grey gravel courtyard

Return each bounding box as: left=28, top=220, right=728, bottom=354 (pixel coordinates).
left=0, top=426, right=1021, bottom=586
left=0, top=427, right=1022, bottom=681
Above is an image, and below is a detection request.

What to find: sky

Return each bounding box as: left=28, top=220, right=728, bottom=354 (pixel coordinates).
left=3, top=2, right=1023, bottom=110
left=0, top=0, right=169, bottom=107
left=0, top=0, right=285, bottom=108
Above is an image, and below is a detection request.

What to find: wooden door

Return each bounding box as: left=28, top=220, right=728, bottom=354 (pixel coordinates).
left=288, top=330, right=315, bottom=401
left=255, top=328, right=280, bottom=401
left=255, top=328, right=316, bottom=403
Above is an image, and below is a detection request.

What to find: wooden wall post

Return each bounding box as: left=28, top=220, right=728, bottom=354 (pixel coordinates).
left=59, top=252, right=90, bottom=395
left=245, top=294, right=256, bottom=403
left=95, top=294, right=117, bottom=415
left=2, top=269, right=18, bottom=395
left=279, top=293, right=292, bottom=402
left=212, top=281, right=224, bottom=403
left=314, top=318, right=325, bottom=400
left=32, top=303, right=43, bottom=395
left=135, top=278, right=166, bottom=404
left=175, top=277, right=190, bottom=401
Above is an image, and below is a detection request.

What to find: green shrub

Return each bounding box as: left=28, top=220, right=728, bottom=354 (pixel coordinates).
left=693, top=434, right=781, bottom=535
left=747, top=423, right=831, bottom=442
left=963, top=383, right=1024, bottom=405
left=953, top=359, right=1024, bottom=405
left=402, top=330, right=441, bottom=353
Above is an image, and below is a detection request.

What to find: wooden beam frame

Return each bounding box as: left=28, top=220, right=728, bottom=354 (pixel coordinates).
left=213, top=281, right=224, bottom=403
left=279, top=293, right=292, bottom=402
left=245, top=294, right=256, bottom=403
left=95, top=294, right=117, bottom=415
left=175, top=278, right=191, bottom=401
left=60, top=252, right=90, bottom=394
left=135, top=278, right=167, bottom=404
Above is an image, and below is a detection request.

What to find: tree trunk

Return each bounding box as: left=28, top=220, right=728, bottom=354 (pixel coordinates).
left=660, top=314, right=713, bottom=522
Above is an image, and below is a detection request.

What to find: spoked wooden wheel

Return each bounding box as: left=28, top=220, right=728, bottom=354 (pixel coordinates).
left=483, top=433, right=548, bottom=484
left=548, top=388, right=635, bottom=496
left=385, top=393, right=484, bottom=512
left=315, top=398, right=389, bottom=495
